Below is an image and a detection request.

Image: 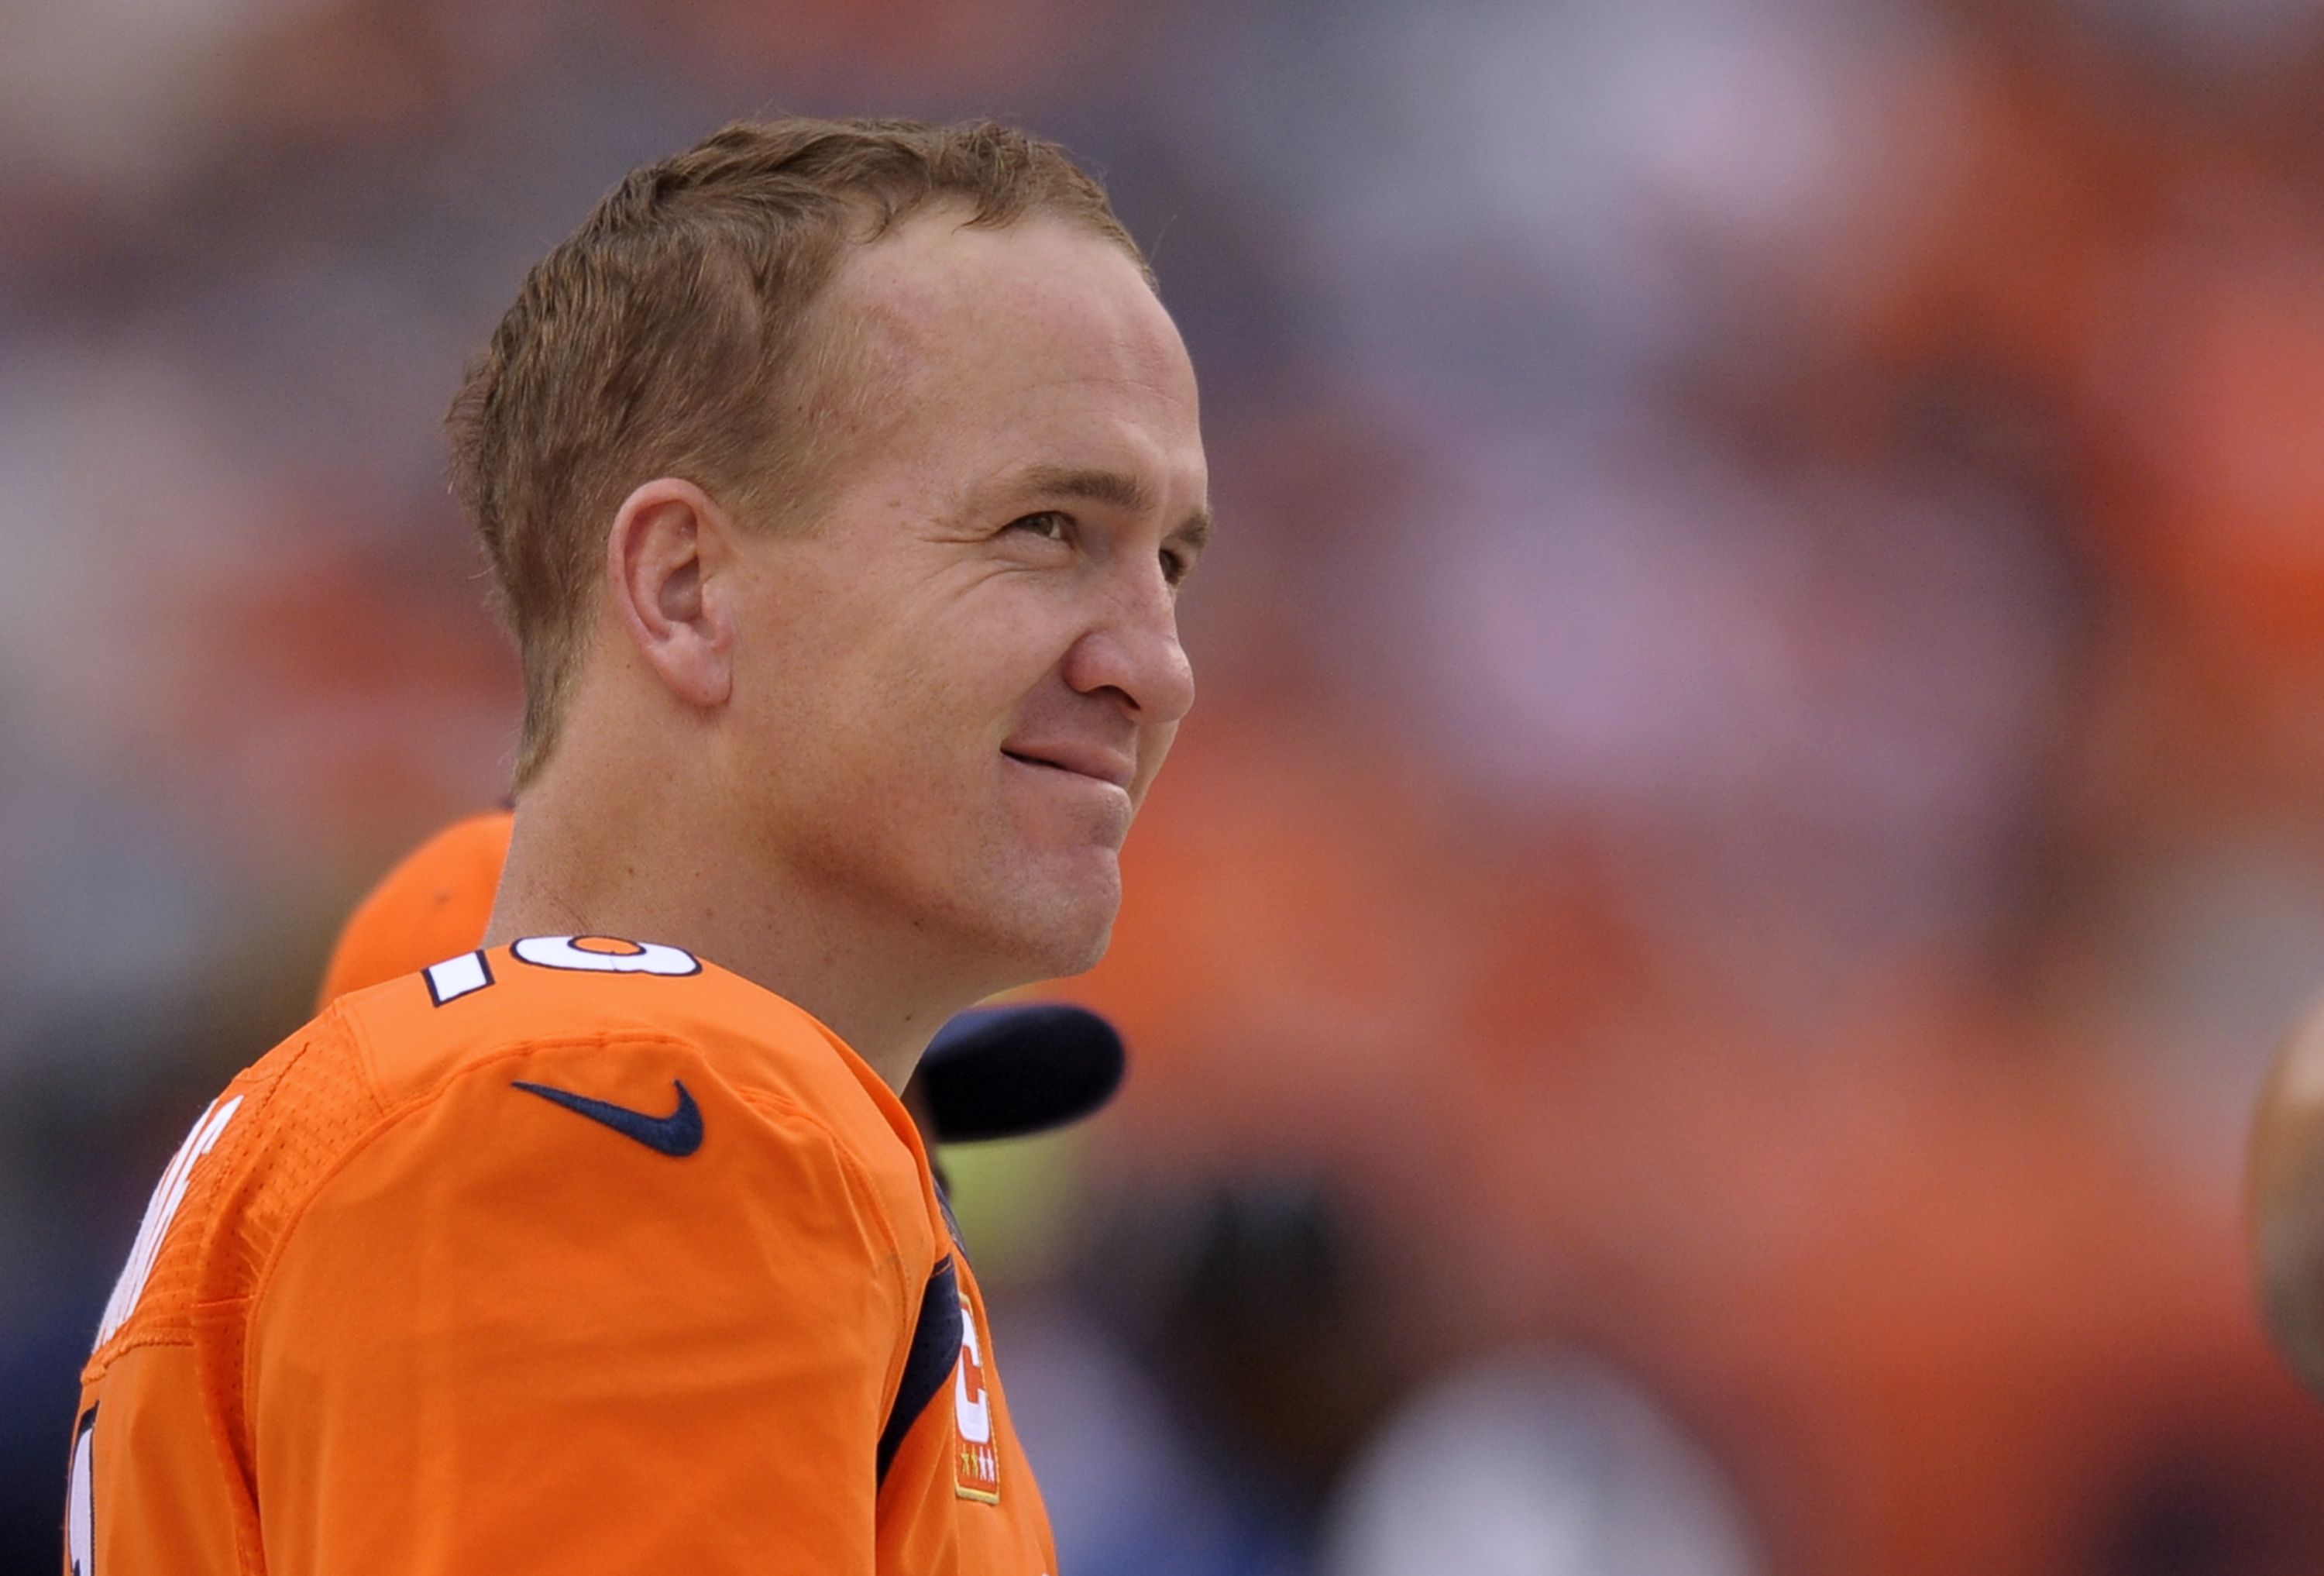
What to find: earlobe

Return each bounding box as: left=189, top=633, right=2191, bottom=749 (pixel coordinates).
left=607, top=478, right=734, bottom=711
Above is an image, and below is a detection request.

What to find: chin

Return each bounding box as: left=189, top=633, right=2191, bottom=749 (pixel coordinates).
left=975, top=856, right=1121, bottom=982
left=1038, top=912, right=1116, bottom=979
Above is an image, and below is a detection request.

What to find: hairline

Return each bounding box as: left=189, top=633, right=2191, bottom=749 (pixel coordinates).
left=718, top=201, right=1160, bottom=539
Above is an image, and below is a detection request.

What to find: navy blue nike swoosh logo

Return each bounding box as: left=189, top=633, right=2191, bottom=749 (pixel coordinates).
left=511, top=1078, right=703, bottom=1157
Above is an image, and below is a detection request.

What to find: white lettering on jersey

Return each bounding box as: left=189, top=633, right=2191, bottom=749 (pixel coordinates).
left=511, top=936, right=702, bottom=977
left=67, top=1408, right=94, bottom=1575
left=423, top=950, right=493, bottom=1004
left=93, top=1096, right=242, bottom=1351
left=955, top=1292, right=993, bottom=1444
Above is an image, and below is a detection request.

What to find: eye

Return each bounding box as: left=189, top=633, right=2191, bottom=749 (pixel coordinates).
left=1006, top=511, right=1073, bottom=543
left=1160, top=547, right=1191, bottom=587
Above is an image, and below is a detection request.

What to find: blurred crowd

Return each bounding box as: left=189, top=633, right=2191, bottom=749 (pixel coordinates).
left=12, top=0, right=2324, bottom=1570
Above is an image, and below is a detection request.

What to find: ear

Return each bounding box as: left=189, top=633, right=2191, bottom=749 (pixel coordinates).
left=605, top=477, right=736, bottom=711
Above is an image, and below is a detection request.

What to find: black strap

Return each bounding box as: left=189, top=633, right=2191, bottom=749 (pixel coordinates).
left=875, top=1257, right=961, bottom=1486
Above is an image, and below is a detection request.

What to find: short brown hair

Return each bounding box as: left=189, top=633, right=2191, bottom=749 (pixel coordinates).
left=448, top=117, right=1150, bottom=787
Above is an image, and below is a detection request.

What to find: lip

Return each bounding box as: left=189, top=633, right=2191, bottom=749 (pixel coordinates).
left=1001, top=742, right=1136, bottom=790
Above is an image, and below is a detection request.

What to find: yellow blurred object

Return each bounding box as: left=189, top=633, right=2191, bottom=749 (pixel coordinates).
left=2251, top=999, right=2324, bottom=1398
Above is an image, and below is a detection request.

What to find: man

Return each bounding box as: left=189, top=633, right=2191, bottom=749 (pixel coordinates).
left=315, top=808, right=1129, bottom=1155
left=69, top=116, right=1208, bottom=1574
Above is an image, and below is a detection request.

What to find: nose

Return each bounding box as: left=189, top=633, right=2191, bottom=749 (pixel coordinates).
left=1061, top=567, right=1196, bottom=727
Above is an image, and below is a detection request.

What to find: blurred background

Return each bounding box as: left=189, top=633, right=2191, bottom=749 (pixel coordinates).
left=11, top=0, right=2324, bottom=1571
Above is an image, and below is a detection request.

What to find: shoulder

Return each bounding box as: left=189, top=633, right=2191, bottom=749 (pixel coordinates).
left=320, top=933, right=933, bottom=1234
left=255, top=1020, right=928, bottom=1340
left=246, top=944, right=945, bottom=1402
left=337, top=936, right=917, bottom=1179
left=95, top=937, right=937, bottom=1361
left=323, top=935, right=946, bottom=1285
left=81, top=1005, right=379, bottom=1375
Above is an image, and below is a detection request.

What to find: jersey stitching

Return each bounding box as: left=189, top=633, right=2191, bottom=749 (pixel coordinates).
left=205, top=1009, right=385, bottom=1327
left=731, top=1085, right=909, bottom=1271
left=731, top=1085, right=916, bottom=1404
left=338, top=993, right=390, bottom=1110
left=190, top=1029, right=335, bottom=1576
left=78, top=1013, right=366, bottom=1371
left=80, top=1327, right=198, bottom=1375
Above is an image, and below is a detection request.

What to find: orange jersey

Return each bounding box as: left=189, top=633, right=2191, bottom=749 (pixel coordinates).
left=70, top=937, right=1057, bottom=1574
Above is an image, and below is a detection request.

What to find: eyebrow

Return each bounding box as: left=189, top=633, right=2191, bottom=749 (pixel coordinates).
left=1017, top=464, right=1213, bottom=549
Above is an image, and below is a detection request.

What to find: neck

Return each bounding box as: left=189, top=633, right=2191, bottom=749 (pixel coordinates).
left=483, top=749, right=991, bottom=1091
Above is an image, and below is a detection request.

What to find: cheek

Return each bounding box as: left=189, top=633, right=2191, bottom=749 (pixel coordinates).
left=841, top=631, right=1019, bottom=813
left=892, top=600, right=1067, bottom=735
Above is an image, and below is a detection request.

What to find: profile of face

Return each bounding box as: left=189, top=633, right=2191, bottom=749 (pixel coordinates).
left=713, top=212, right=1208, bottom=986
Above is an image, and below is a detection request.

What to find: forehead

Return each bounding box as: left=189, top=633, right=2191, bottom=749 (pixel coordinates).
left=814, top=211, right=1205, bottom=490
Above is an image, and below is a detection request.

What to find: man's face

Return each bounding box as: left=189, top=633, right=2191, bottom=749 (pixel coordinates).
left=717, top=212, right=1208, bottom=986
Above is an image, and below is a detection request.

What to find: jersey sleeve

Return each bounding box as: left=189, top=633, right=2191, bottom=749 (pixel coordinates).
left=246, top=1043, right=911, bottom=1575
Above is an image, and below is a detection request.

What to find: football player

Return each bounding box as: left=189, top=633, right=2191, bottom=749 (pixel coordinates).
left=70, top=116, right=1205, bottom=1574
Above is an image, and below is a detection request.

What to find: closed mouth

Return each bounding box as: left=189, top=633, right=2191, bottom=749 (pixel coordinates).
left=1001, top=748, right=1133, bottom=790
